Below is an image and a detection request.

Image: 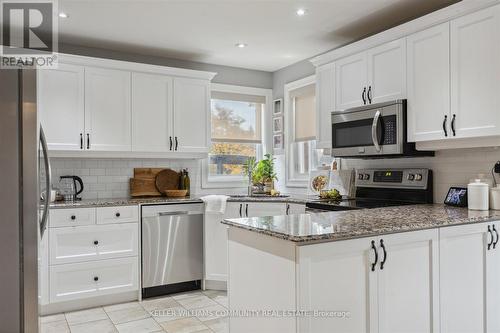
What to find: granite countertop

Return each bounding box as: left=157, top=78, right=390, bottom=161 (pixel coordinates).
left=222, top=204, right=500, bottom=244
left=49, top=194, right=314, bottom=209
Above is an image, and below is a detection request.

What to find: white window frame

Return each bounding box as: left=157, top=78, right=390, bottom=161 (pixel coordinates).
left=284, top=75, right=317, bottom=188
left=202, top=83, right=272, bottom=189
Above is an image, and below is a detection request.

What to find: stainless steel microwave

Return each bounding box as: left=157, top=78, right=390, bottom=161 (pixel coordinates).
left=331, top=100, right=433, bottom=158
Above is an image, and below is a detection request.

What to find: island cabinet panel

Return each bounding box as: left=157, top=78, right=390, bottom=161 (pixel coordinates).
left=376, top=230, right=439, bottom=333
left=439, top=221, right=500, bottom=333
left=297, top=237, right=377, bottom=333
left=297, top=229, right=439, bottom=333
left=228, top=227, right=296, bottom=333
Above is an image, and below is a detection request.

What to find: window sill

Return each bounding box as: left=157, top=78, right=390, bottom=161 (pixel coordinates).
left=202, top=175, right=248, bottom=189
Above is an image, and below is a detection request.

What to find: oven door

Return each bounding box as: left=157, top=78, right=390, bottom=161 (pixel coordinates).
left=331, top=101, right=403, bottom=157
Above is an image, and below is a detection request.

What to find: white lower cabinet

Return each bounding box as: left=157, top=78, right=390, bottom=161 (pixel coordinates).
left=440, top=221, right=500, bottom=333
left=297, top=229, right=439, bottom=333
left=49, top=223, right=138, bottom=265
left=49, top=257, right=138, bottom=303
left=43, top=205, right=140, bottom=310
left=204, top=201, right=306, bottom=284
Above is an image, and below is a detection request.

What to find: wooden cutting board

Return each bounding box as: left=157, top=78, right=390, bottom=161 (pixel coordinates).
left=155, top=169, right=180, bottom=194
left=130, top=168, right=164, bottom=197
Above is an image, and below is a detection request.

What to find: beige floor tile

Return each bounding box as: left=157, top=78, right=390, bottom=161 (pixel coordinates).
left=106, top=302, right=150, bottom=324
left=201, top=290, right=227, bottom=299
left=175, top=294, right=217, bottom=310
left=171, top=291, right=203, bottom=301
left=141, top=296, right=181, bottom=313
left=40, top=320, right=70, bottom=333
left=212, top=296, right=228, bottom=308
left=69, top=319, right=117, bottom=333
left=115, top=317, right=162, bottom=333
left=65, top=308, right=108, bottom=325
left=152, top=306, right=189, bottom=324
left=40, top=313, right=66, bottom=324
left=194, top=304, right=228, bottom=322
left=204, top=317, right=228, bottom=333
left=104, top=301, right=140, bottom=313
left=160, top=316, right=209, bottom=333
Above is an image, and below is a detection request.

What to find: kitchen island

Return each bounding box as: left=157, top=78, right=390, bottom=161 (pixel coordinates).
left=222, top=205, right=500, bottom=333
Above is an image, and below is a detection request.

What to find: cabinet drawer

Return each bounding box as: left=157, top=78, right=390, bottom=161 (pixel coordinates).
left=97, top=205, right=138, bottom=224
left=49, top=223, right=138, bottom=265
left=49, top=257, right=138, bottom=303
left=49, top=208, right=95, bottom=227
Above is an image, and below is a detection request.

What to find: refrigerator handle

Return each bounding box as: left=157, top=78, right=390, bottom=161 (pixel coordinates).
left=40, top=126, right=51, bottom=236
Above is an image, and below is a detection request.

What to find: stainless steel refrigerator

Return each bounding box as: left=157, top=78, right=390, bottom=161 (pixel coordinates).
left=0, top=69, right=51, bottom=332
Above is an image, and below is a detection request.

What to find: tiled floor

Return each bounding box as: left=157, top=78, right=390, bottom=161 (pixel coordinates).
left=40, top=290, right=228, bottom=333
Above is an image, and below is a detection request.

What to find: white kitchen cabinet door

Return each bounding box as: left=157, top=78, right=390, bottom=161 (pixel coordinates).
left=131, top=73, right=173, bottom=152
left=297, top=237, right=377, bottom=333
left=315, top=63, right=335, bottom=148
left=245, top=202, right=286, bottom=217
left=335, top=52, right=368, bottom=110
left=377, top=229, right=439, bottom=333
left=173, top=78, right=210, bottom=153
left=450, top=5, right=500, bottom=139
left=49, top=257, right=138, bottom=303
left=440, top=222, right=490, bottom=333
left=367, top=38, right=406, bottom=105
left=38, top=64, right=85, bottom=150
left=85, top=67, right=131, bottom=151
left=487, top=222, right=500, bottom=333
left=96, top=205, right=138, bottom=225
left=407, top=23, right=450, bottom=142
left=49, top=223, right=139, bottom=265
left=49, top=208, right=96, bottom=228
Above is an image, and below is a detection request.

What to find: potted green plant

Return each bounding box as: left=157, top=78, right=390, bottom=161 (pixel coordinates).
left=254, top=154, right=277, bottom=193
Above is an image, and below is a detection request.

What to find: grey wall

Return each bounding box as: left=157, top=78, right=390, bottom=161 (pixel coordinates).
left=60, top=43, right=273, bottom=89
left=272, top=58, right=315, bottom=100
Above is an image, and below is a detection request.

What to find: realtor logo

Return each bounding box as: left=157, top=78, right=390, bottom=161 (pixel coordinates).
left=1, top=0, right=58, bottom=68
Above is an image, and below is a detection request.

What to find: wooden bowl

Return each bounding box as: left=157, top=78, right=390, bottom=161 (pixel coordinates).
left=164, top=189, right=188, bottom=197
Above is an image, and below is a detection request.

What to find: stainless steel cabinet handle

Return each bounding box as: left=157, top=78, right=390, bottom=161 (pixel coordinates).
left=40, top=126, right=51, bottom=237
left=371, top=110, right=381, bottom=153
left=158, top=211, right=201, bottom=216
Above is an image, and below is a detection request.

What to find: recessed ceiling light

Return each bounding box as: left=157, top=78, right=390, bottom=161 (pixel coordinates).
left=235, top=43, right=247, bottom=48
left=296, top=8, right=307, bottom=16
left=59, top=12, right=69, bottom=18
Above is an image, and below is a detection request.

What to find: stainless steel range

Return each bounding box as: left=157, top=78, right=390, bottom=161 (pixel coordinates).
left=306, top=168, right=433, bottom=211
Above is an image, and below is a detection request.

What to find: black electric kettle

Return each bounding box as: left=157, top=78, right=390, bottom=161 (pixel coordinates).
left=59, top=175, right=84, bottom=201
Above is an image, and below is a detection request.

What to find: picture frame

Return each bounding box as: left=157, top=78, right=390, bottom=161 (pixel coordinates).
left=273, top=134, right=283, bottom=149
left=273, top=98, right=283, bottom=115
left=273, top=116, right=283, bottom=133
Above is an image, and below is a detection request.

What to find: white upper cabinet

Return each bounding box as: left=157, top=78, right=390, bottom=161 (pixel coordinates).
left=315, top=63, right=335, bottom=149
left=132, top=73, right=173, bottom=152
left=85, top=67, right=131, bottom=151
left=38, top=64, right=85, bottom=150
left=335, top=52, right=367, bottom=110
left=367, top=38, right=406, bottom=105
left=407, top=23, right=450, bottom=142
left=173, top=78, right=210, bottom=153
left=450, top=5, right=500, bottom=139
left=335, top=38, right=406, bottom=111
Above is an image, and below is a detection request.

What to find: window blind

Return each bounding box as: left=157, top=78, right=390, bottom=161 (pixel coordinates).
left=291, top=84, right=316, bottom=142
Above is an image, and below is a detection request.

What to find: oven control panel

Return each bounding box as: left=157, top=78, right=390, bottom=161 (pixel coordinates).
left=356, top=168, right=430, bottom=189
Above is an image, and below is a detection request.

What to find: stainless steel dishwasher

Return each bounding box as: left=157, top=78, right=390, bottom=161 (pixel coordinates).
left=141, top=203, right=203, bottom=297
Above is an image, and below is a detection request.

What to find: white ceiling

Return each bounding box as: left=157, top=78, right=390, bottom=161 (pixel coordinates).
left=58, top=0, right=458, bottom=72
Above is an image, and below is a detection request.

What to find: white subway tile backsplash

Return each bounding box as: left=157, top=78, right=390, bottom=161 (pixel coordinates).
left=51, top=158, right=202, bottom=200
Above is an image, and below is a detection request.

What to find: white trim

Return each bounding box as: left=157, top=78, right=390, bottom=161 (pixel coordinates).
left=284, top=75, right=316, bottom=188
left=48, top=150, right=207, bottom=159
left=57, top=53, right=217, bottom=80
left=202, top=84, right=272, bottom=189
left=310, top=0, right=500, bottom=67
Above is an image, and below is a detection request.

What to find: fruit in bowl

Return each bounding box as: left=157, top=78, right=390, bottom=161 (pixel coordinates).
left=319, top=189, right=341, bottom=200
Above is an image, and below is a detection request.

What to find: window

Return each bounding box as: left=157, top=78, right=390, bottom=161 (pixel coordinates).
left=202, top=84, right=271, bottom=188
left=285, top=75, right=324, bottom=187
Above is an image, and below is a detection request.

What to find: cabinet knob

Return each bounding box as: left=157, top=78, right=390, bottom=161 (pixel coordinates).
left=115, top=212, right=121, bottom=217
left=93, top=240, right=99, bottom=245
left=93, top=276, right=99, bottom=282
left=70, top=215, right=76, bottom=220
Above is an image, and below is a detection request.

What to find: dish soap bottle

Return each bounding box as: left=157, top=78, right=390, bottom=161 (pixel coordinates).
left=184, top=169, right=191, bottom=196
